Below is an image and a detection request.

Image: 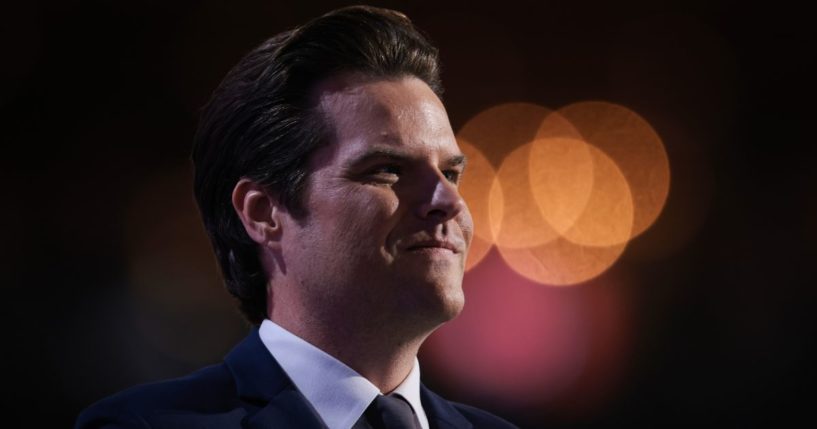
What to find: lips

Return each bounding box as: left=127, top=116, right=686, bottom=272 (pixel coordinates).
left=404, top=239, right=463, bottom=254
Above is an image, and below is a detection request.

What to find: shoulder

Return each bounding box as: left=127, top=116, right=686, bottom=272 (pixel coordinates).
left=447, top=401, right=519, bottom=429
left=421, top=385, right=519, bottom=429
left=75, top=363, right=239, bottom=429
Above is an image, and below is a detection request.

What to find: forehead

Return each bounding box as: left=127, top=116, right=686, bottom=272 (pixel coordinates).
left=313, top=74, right=460, bottom=163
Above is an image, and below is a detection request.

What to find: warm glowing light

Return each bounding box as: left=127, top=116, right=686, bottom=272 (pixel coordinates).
left=535, top=109, right=585, bottom=140
left=528, top=136, right=595, bottom=236
left=464, top=235, right=493, bottom=272
left=489, top=143, right=562, bottom=248
left=488, top=141, right=631, bottom=283
left=425, top=100, right=666, bottom=416
left=559, top=101, right=670, bottom=239
left=529, top=110, right=593, bottom=235
left=422, top=251, right=587, bottom=405
left=457, top=138, right=497, bottom=271
left=457, top=102, right=553, bottom=167
left=497, top=236, right=628, bottom=286
left=559, top=144, right=634, bottom=247
left=454, top=100, right=669, bottom=285
left=422, top=251, right=631, bottom=410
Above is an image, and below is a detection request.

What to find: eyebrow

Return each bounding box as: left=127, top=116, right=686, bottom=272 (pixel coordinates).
left=344, top=148, right=468, bottom=170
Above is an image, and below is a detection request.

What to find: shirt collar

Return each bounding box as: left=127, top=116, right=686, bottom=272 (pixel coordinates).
left=390, top=355, right=428, bottom=427
left=258, top=319, right=428, bottom=429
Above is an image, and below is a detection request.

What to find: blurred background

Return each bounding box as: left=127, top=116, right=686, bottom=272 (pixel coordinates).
left=3, top=0, right=815, bottom=427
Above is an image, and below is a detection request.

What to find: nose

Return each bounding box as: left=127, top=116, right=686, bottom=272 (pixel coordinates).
left=415, top=175, right=466, bottom=222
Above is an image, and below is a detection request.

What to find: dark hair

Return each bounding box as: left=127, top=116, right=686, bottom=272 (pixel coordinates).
left=191, top=6, right=443, bottom=325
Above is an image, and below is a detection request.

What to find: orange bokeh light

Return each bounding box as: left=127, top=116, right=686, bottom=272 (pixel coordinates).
left=528, top=136, right=595, bottom=236
left=456, top=100, right=667, bottom=285
left=483, top=139, right=633, bottom=284
left=559, top=101, right=670, bottom=239
left=488, top=143, right=562, bottom=248
left=457, top=102, right=553, bottom=167
left=430, top=100, right=669, bottom=416
left=458, top=138, right=498, bottom=270
left=497, top=236, right=628, bottom=286
left=558, top=144, right=634, bottom=247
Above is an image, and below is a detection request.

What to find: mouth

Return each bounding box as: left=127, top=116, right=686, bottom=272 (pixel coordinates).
left=404, top=240, right=462, bottom=254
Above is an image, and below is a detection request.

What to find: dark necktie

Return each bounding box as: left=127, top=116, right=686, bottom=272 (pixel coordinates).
left=352, top=393, right=422, bottom=429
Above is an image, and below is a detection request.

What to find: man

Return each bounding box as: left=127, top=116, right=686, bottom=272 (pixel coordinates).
left=77, top=6, right=517, bottom=429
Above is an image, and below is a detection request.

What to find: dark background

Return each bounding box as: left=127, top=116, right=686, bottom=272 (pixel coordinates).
left=3, top=0, right=815, bottom=427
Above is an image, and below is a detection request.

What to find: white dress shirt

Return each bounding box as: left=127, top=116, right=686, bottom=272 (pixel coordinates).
left=259, top=319, right=430, bottom=429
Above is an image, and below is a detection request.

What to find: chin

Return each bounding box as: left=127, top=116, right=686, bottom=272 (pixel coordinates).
left=437, top=293, right=465, bottom=323
left=415, top=274, right=466, bottom=325
left=388, top=260, right=466, bottom=323
left=439, top=278, right=466, bottom=316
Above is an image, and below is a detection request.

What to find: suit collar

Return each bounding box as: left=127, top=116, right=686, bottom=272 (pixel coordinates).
left=244, top=388, right=328, bottom=429
left=225, top=328, right=473, bottom=429
left=420, top=384, right=473, bottom=429
left=225, top=328, right=327, bottom=429
left=225, top=328, right=288, bottom=403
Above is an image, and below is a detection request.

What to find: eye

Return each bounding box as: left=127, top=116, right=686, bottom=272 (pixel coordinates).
left=367, top=164, right=402, bottom=183
left=373, top=164, right=401, bottom=175
left=443, top=169, right=462, bottom=184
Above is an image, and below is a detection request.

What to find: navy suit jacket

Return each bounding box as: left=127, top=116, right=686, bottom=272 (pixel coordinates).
left=76, top=328, right=517, bottom=429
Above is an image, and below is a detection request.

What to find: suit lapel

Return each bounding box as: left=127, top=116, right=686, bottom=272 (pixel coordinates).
left=225, top=328, right=327, bottom=429
left=245, top=389, right=327, bottom=429
left=225, top=329, right=472, bottom=429
left=420, top=384, right=473, bottom=429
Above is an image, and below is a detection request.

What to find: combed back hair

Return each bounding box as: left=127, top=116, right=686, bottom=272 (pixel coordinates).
left=191, top=6, right=443, bottom=324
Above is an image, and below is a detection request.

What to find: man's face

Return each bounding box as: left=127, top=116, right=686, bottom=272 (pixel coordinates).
left=278, top=75, right=473, bottom=330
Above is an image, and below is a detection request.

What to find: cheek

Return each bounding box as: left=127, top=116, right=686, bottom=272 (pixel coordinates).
left=327, top=188, right=400, bottom=240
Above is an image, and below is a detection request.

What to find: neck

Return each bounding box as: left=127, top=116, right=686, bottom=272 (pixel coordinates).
left=269, top=290, right=436, bottom=393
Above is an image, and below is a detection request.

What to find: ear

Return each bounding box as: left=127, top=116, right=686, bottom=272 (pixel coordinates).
left=232, top=178, right=282, bottom=248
